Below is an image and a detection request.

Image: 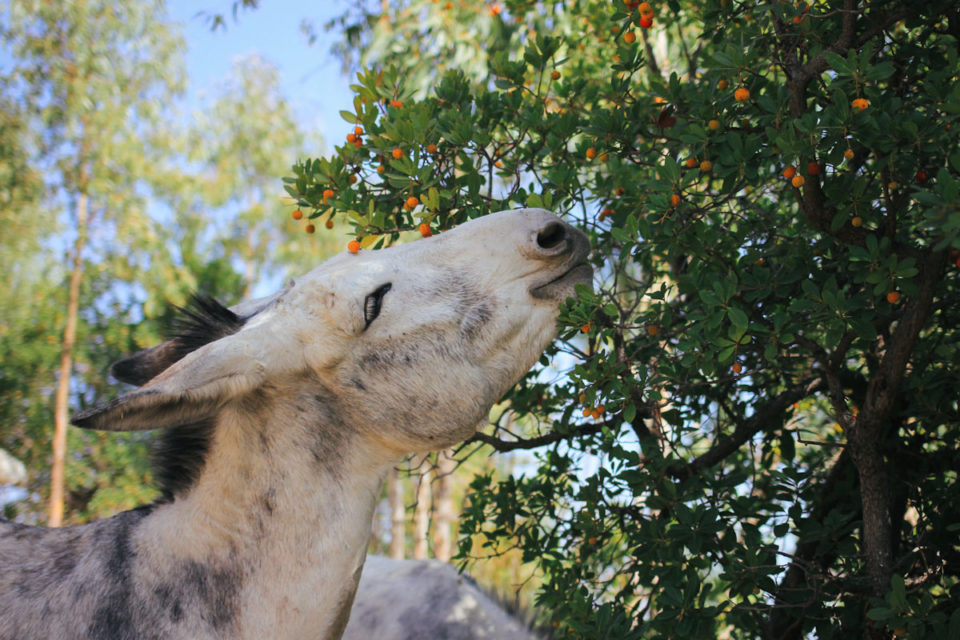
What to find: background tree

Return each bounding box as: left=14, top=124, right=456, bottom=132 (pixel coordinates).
left=1, top=0, right=186, bottom=525
left=291, top=1, right=960, bottom=638
left=0, top=1, right=316, bottom=525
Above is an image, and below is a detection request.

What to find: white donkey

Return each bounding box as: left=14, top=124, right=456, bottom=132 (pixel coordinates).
left=0, top=208, right=590, bottom=640
left=343, top=555, right=547, bottom=640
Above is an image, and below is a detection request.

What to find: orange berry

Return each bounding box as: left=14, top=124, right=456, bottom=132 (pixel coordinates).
left=582, top=408, right=592, bottom=417
left=426, top=143, right=438, bottom=153
left=886, top=291, right=901, bottom=304
left=600, top=208, right=614, bottom=218
left=623, top=31, right=636, bottom=43
left=489, top=3, right=501, bottom=16
left=325, top=219, right=334, bottom=229
left=586, top=147, right=598, bottom=160
left=808, top=161, right=821, bottom=175
left=392, top=147, right=403, bottom=159
left=734, top=87, right=750, bottom=102
left=377, top=165, right=386, bottom=174
left=405, top=196, right=419, bottom=210
left=595, top=404, right=605, bottom=414
left=708, top=119, right=721, bottom=131
left=419, top=223, right=433, bottom=238
left=615, top=187, right=626, bottom=195
left=389, top=99, right=404, bottom=109
left=304, top=224, right=316, bottom=234
left=639, top=16, right=653, bottom=28
left=354, top=126, right=364, bottom=136
left=347, top=239, right=361, bottom=254
left=653, top=96, right=665, bottom=104
left=851, top=216, right=863, bottom=227
left=291, top=209, right=303, bottom=220
left=732, top=362, right=743, bottom=374
left=782, top=166, right=796, bottom=180
left=346, top=133, right=357, bottom=144
left=579, top=393, right=587, bottom=404
left=551, top=70, right=561, bottom=80
left=685, top=157, right=698, bottom=168
left=647, top=325, right=659, bottom=336
left=717, top=79, right=729, bottom=90
left=851, top=98, right=869, bottom=112
left=587, top=536, right=597, bottom=545
left=844, top=148, right=855, bottom=161
left=581, top=323, right=592, bottom=333
left=348, top=174, right=358, bottom=184
left=700, top=160, right=713, bottom=172
left=353, top=139, right=362, bottom=148
left=791, top=175, right=805, bottom=188
left=637, top=1, right=652, bottom=12
left=670, top=193, right=681, bottom=207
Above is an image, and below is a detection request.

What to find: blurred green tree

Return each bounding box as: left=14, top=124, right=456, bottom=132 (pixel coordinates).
left=292, top=1, right=960, bottom=637
left=0, top=2, right=318, bottom=525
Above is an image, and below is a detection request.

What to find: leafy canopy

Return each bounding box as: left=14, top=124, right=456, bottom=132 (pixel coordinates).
left=291, top=0, right=960, bottom=638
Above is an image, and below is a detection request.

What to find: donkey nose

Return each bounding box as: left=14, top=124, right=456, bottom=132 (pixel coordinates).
left=536, top=221, right=568, bottom=250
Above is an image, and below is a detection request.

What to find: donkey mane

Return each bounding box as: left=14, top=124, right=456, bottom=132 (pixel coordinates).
left=116, top=294, right=246, bottom=502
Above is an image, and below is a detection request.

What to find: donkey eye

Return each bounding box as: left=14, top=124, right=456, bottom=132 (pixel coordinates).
left=363, top=283, right=392, bottom=329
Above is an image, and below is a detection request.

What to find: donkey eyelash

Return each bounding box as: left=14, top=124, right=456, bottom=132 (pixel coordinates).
left=363, top=283, right=392, bottom=329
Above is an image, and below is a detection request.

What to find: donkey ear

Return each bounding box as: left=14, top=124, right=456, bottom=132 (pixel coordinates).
left=73, top=334, right=267, bottom=432
left=110, top=292, right=283, bottom=387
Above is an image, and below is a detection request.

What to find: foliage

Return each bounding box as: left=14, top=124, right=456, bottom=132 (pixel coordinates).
left=293, top=1, right=960, bottom=637
left=0, top=2, right=314, bottom=524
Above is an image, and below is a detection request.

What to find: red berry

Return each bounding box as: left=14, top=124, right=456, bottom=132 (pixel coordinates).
left=419, top=223, right=433, bottom=238
left=639, top=16, right=653, bottom=28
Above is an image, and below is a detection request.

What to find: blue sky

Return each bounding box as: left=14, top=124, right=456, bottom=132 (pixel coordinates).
left=167, top=0, right=356, bottom=148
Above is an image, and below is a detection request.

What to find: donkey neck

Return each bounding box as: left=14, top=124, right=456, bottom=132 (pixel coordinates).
left=142, top=386, right=396, bottom=640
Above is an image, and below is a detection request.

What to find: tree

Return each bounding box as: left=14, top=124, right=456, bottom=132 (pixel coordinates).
left=0, top=3, right=317, bottom=526
left=2, top=0, right=186, bottom=525
left=292, top=1, right=960, bottom=637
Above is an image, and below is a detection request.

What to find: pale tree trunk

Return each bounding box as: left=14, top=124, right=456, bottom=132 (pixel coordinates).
left=431, top=449, right=457, bottom=562
left=387, top=467, right=405, bottom=559
left=48, top=192, right=89, bottom=527
left=412, top=456, right=432, bottom=559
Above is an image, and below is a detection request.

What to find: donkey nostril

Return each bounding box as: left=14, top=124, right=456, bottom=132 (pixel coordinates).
left=536, top=222, right=567, bottom=250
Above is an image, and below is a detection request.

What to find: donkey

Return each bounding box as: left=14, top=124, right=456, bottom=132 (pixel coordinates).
left=343, top=555, right=547, bottom=640
left=0, top=208, right=590, bottom=640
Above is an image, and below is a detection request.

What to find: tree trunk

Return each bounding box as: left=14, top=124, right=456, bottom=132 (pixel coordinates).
left=387, top=467, right=405, bottom=559
left=412, top=456, right=432, bottom=559
left=48, top=192, right=88, bottom=527
left=432, top=449, right=457, bottom=562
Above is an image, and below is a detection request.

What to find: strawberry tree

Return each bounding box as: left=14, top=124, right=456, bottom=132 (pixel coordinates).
left=289, top=1, right=960, bottom=638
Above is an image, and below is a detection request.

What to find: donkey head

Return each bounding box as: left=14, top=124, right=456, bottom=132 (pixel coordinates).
left=73, top=208, right=591, bottom=459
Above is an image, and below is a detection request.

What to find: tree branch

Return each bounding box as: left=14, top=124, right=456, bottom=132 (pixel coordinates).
left=669, top=378, right=824, bottom=480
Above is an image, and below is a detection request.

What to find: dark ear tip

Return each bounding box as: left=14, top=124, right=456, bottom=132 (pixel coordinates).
left=111, top=354, right=150, bottom=386
left=70, top=405, right=99, bottom=428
